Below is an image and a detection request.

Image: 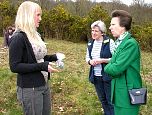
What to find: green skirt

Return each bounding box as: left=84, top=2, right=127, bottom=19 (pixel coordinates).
left=114, top=106, right=140, bottom=115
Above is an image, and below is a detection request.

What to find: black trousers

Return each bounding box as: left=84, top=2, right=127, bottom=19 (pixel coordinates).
left=94, top=76, right=114, bottom=115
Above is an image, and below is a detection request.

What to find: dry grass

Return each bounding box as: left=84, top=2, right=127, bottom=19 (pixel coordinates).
left=0, top=38, right=152, bottom=115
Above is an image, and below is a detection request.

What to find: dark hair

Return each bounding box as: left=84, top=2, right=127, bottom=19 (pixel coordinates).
left=8, top=26, right=13, bottom=30
left=111, top=10, right=132, bottom=30
left=7, top=26, right=14, bottom=35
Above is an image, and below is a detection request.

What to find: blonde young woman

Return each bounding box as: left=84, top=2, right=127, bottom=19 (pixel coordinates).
left=9, top=1, right=59, bottom=115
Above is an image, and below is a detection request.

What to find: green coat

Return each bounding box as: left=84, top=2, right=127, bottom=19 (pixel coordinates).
left=104, top=33, right=142, bottom=109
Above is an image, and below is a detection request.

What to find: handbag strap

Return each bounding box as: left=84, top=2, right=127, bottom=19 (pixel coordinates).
left=123, top=37, right=146, bottom=88
left=124, top=57, right=147, bottom=89
left=141, top=57, right=147, bottom=87
left=124, top=72, right=128, bottom=90
left=125, top=61, right=147, bottom=88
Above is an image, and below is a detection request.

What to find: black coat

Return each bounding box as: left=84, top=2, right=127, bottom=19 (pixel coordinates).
left=9, top=31, right=57, bottom=88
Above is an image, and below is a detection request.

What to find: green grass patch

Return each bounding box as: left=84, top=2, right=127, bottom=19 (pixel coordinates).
left=0, top=38, right=152, bottom=114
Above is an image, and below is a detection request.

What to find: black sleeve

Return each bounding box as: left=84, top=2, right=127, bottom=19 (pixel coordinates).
left=9, top=32, right=49, bottom=74
left=44, top=54, right=58, bottom=62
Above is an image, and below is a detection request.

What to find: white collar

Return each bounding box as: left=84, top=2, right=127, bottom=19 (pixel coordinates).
left=118, top=31, right=129, bottom=41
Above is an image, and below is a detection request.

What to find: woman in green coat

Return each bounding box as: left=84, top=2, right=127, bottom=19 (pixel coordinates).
left=104, top=10, right=142, bottom=115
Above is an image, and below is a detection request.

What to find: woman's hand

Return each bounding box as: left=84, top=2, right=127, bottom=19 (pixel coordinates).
left=48, top=63, right=59, bottom=72
left=89, top=58, right=111, bottom=66
left=49, top=62, right=56, bottom=66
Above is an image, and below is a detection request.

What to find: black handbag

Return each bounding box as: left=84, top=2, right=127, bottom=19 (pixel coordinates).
left=128, top=88, right=147, bottom=105
left=126, top=57, right=148, bottom=105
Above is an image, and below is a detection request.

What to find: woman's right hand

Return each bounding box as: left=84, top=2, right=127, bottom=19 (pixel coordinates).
left=48, top=64, right=59, bottom=73
left=89, top=58, right=111, bottom=66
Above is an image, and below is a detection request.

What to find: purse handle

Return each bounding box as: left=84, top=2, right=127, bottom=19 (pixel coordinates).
left=125, top=53, right=147, bottom=88
left=141, top=57, right=147, bottom=88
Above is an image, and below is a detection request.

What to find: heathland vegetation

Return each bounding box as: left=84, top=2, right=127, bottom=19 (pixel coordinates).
left=0, top=38, right=152, bottom=115
left=0, top=0, right=152, bottom=50
left=0, top=0, right=152, bottom=114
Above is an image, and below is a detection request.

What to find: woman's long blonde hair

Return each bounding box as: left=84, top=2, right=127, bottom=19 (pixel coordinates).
left=15, top=1, right=43, bottom=44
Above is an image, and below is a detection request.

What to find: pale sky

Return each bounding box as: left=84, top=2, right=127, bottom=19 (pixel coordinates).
left=94, top=0, right=152, bottom=5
